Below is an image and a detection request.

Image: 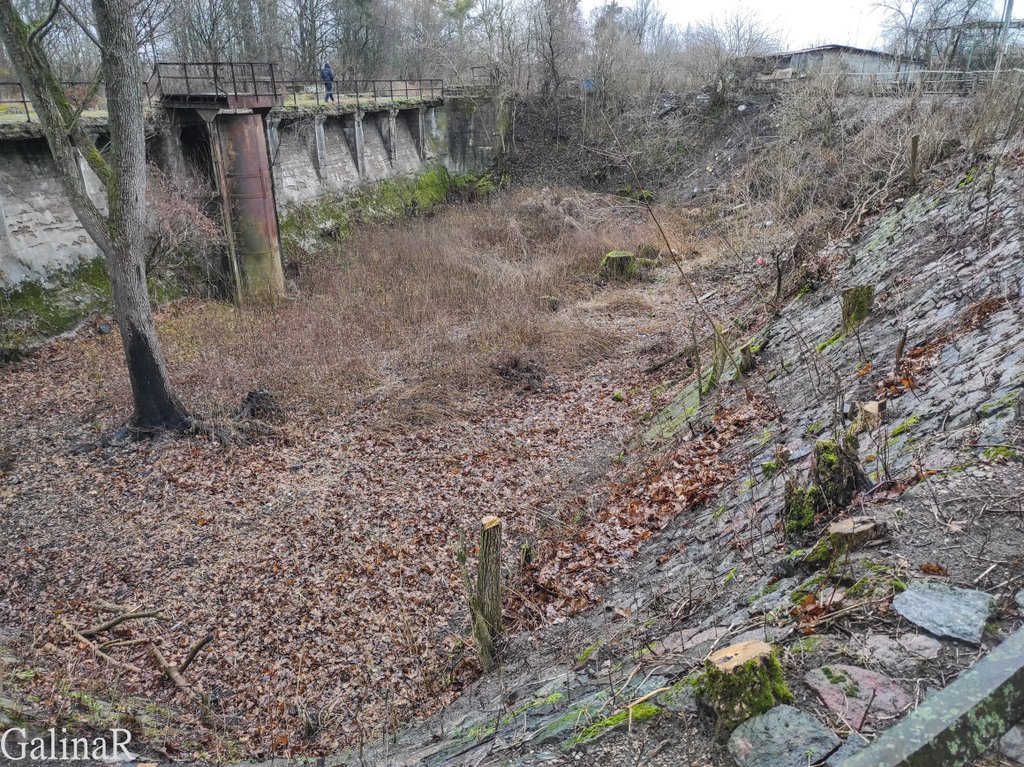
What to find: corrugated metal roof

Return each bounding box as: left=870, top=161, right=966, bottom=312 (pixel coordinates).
left=755, top=44, right=926, bottom=65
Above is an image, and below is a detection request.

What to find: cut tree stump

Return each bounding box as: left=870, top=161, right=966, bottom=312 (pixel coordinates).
left=806, top=516, right=880, bottom=566
left=828, top=516, right=878, bottom=547
left=842, top=284, right=875, bottom=331
left=476, top=515, right=502, bottom=642
left=699, top=640, right=793, bottom=737
left=458, top=516, right=504, bottom=670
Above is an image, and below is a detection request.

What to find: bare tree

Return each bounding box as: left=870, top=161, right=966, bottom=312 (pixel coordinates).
left=680, top=11, right=778, bottom=105
left=876, top=0, right=991, bottom=66
left=0, top=0, right=190, bottom=433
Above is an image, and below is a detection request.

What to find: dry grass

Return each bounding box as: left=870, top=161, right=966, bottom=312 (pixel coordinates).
left=115, top=188, right=675, bottom=423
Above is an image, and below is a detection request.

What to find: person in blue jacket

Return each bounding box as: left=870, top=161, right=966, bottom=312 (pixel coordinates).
left=321, top=62, right=334, bottom=102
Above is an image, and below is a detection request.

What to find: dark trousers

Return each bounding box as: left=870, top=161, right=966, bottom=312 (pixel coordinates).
left=324, top=82, right=334, bottom=102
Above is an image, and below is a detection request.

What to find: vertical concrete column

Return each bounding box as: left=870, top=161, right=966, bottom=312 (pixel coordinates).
left=312, top=115, right=327, bottom=181
left=265, top=116, right=281, bottom=159
left=416, top=107, right=427, bottom=161
left=75, top=141, right=108, bottom=212
left=353, top=111, right=366, bottom=179
left=386, top=109, right=398, bottom=165
left=162, top=112, right=189, bottom=181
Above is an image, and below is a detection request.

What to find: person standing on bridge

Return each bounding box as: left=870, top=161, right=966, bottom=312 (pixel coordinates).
left=321, top=62, right=335, bottom=103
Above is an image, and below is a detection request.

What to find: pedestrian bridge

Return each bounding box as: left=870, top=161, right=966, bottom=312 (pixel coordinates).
left=0, top=62, right=496, bottom=296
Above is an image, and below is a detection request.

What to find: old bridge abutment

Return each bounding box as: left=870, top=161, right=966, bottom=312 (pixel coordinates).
left=0, top=63, right=497, bottom=297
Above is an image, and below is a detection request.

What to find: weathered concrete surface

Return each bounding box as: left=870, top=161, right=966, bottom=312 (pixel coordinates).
left=841, top=628, right=1024, bottom=767
left=0, top=138, right=100, bottom=286
left=1, top=98, right=492, bottom=290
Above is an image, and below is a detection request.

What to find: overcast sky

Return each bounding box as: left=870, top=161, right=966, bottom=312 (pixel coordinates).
left=617, top=0, right=1014, bottom=51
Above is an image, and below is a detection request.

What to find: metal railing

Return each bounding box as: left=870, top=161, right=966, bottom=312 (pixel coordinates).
left=751, top=68, right=1023, bottom=96
left=147, top=62, right=279, bottom=101
left=277, top=78, right=444, bottom=109
left=0, top=80, right=162, bottom=123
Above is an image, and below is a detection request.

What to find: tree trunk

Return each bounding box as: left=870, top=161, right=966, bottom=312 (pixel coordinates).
left=93, top=0, right=189, bottom=433
left=0, top=0, right=190, bottom=434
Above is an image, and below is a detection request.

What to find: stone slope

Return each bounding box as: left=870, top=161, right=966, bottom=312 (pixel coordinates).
left=228, top=148, right=1024, bottom=767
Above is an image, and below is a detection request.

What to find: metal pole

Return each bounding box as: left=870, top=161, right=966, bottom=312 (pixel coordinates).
left=994, top=0, right=1014, bottom=76
left=21, top=83, right=29, bottom=122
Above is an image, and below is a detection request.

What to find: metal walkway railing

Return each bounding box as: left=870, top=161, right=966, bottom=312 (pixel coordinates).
left=0, top=63, right=446, bottom=123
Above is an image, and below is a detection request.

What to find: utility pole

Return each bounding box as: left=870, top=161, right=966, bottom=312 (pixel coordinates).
left=994, top=0, right=1015, bottom=76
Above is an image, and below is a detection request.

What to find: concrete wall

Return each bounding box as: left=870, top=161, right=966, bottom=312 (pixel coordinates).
left=0, top=98, right=496, bottom=290
left=0, top=138, right=101, bottom=286
left=269, top=105, right=455, bottom=207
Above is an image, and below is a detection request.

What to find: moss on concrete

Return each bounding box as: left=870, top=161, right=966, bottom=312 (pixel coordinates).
left=279, top=164, right=456, bottom=260
left=1, top=258, right=112, bottom=349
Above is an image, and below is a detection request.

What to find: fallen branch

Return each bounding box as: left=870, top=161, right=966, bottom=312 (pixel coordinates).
left=58, top=617, right=145, bottom=675
left=82, top=608, right=165, bottom=638
left=150, top=644, right=197, bottom=700
left=97, top=637, right=151, bottom=651
left=177, top=633, right=214, bottom=674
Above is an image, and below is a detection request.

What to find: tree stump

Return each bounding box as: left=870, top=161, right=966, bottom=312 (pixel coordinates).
left=476, top=515, right=502, bottom=642
left=806, top=516, right=881, bottom=566
left=813, top=436, right=870, bottom=509
left=841, top=285, right=875, bottom=331
left=458, top=516, right=503, bottom=670
left=699, top=640, right=793, bottom=737
left=600, top=250, right=638, bottom=280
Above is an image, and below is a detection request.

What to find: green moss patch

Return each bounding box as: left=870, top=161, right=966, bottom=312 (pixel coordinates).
left=784, top=481, right=822, bottom=535
left=564, top=702, right=661, bottom=748
left=1, top=258, right=112, bottom=350
left=695, top=647, right=792, bottom=736
left=279, top=164, right=459, bottom=260
left=982, top=446, right=1020, bottom=462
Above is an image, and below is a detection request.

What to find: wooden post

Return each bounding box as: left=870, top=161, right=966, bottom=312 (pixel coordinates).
left=457, top=516, right=503, bottom=670
left=909, top=134, right=920, bottom=187
left=477, top=515, right=502, bottom=640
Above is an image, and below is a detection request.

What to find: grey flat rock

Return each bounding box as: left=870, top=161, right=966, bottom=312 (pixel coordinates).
left=827, top=737, right=868, bottom=765
left=728, top=705, right=840, bottom=767
left=892, top=580, right=995, bottom=644
left=1001, top=724, right=1024, bottom=764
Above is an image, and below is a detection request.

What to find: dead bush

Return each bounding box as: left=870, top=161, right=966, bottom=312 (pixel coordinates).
left=145, top=165, right=225, bottom=295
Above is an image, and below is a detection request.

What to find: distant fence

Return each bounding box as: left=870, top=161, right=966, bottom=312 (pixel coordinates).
left=751, top=68, right=1024, bottom=96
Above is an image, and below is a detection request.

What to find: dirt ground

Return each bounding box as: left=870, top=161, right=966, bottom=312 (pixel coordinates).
left=0, top=189, right=762, bottom=762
